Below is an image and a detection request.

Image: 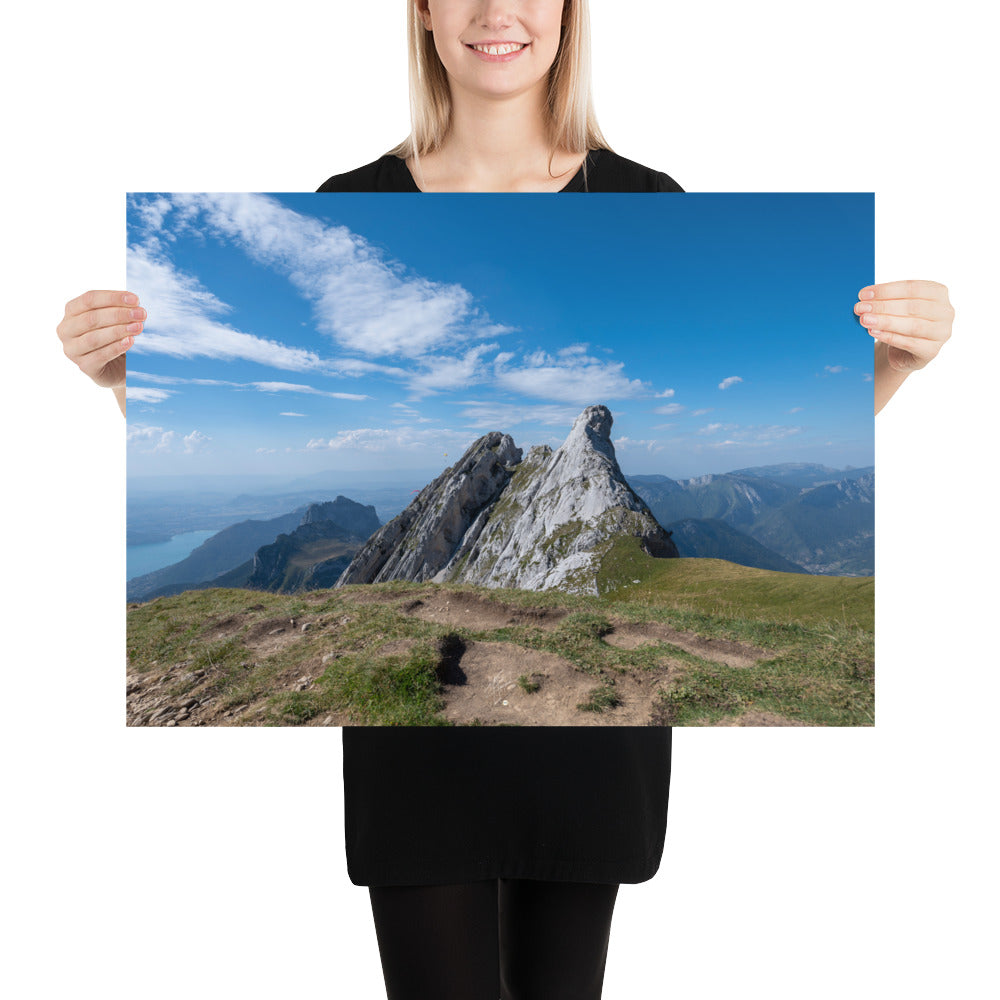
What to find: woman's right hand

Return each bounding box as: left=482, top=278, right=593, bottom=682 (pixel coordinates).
left=57, top=290, right=145, bottom=389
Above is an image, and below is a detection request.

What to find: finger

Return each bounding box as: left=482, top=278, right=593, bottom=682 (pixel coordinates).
left=858, top=279, right=949, bottom=302
left=63, top=290, right=140, bottom=318
left=77, top=335, right=135, bottom=378
left=854, top=297, right=953, bottom=321
left=65, top=320, right=144, bottom=359
left=867, top=327, right=938, bottom=359
left=58, top=304, right=147, bottom=345
left=857, top=312, right=942, bottom=340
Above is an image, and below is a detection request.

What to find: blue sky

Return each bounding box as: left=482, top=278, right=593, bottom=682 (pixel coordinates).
left=126, top=192, right=873, bottom=481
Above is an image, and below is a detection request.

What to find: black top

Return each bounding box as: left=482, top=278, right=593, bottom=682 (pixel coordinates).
left=319, top=149, right=682, bottom=887
left=318, top=147, right=683, bottom=194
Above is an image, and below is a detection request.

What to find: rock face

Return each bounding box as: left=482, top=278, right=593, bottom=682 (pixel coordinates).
left=336, top=432, right=522, bottom=586
left=337, top=406, right=678, bottom=595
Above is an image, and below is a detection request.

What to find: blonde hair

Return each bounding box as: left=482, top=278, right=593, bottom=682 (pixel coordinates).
left=388, top=0, right=611, bottom=166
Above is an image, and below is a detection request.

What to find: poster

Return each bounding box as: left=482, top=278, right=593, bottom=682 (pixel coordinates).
left=126, top=192, right=874, bottom=727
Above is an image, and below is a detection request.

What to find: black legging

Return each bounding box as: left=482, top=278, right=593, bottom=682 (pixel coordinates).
left=369, top=879, right=620, bottom=1000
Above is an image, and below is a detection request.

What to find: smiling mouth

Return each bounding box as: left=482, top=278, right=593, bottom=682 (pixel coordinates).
left=467, top=42, right=529, bottom=56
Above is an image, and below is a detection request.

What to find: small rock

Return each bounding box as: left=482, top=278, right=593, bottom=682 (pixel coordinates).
left=322, top=652, right=342, bottom=665
left=165, top=720, right=177, bottom=727
left=322, top=716, right=334, bottom=726
left=300, top=623, right=312, bottom=633
left=183, top=698, right=198, bottom=709
left=268, top=628, right=285, bottom=636
left=175, top=711, right=189, bottom=722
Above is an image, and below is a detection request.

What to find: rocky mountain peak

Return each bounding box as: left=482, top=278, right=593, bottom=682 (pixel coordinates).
left=337, top=406, right=677, bottom=595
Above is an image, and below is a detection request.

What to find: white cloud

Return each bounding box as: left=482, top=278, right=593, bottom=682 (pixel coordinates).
left=719, top=376, right=743, bottom=391
left=250, top=381, right=369, bottom=400
left=137, top=192, right=512, bottom=359
left=407, top=343, right=497, bottom=396
left=862, top=373, right=874, bottom=382
left=127, top=245, right=332, bottom=372
left=655, top=388, right=675, bottom=398
left=704, top=424, right=803, bottom=447
left=280, top=412, right=306, bottom=417
left=654, top=403, right=684, bottom=416
left=698, top=422, right=738, bottom=435
left=455, top=401, right=580, bottom=429
left=691, top=408, right=713, bottom=417
left=183, top=430, right=210, bottom=454
left=256, top=447, right=276, bottom=454
left=613, top=436, right=663, bottom=454
left=125, top=387, right=172, bottom=403
left=306, top=426, right=475, bottom=455
left=825, top=365, right=848, bottom=374
left=493, top=349, right=645, bottom=404
left=789, top=406, right=804, bottom=413
left=126, top=425, right=175, bottom=453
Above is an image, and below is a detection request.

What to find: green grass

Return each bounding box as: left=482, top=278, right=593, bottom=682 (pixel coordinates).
left=127, top=546, right=874, bottom=728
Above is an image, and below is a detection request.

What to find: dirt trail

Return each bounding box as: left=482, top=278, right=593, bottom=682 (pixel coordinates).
left=128, top=586, right=778, bottom=727
left=602, top=622, right=773, bottom=669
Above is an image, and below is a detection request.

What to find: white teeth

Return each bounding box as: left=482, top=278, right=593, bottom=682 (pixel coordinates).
left=472, top=43, right=526, bottom=56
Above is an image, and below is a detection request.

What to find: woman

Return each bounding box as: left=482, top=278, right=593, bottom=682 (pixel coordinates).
left=57, top=3, right=953, bottom=997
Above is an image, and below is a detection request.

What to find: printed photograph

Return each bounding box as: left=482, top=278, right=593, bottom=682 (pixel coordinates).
left=126, top=192, right=874, bottom=727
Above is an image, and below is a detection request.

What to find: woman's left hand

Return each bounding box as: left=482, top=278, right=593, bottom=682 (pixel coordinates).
left=855, top=279, right=954, bottom=372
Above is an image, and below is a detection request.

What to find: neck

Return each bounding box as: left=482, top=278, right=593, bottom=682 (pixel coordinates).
left=419, top=80, right=567, bottom=190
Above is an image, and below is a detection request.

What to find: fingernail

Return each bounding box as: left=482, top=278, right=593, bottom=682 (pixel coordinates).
left=123, top=293, right=138, bottom=305
left=855, top=303, right=872, bottom=314
left=860, top=313, right=875, bottom=326
left=129, top=308, right=146, bottom=321
left=122, top=336, right=135, bottom=349
left=859, top=287, right=875, bottom=300
left=126, top=321, right=142, bottom=333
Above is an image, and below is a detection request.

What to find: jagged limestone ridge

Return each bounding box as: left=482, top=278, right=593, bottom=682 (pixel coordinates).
left=441, top=405, right=678, bottom=595
left=335, top=431, right=522, bottom=586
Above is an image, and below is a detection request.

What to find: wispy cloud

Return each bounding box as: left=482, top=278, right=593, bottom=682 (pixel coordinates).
left=454, top=401, right=580, bottom=430
left=824, top=365, right=848, bottom=374
left=655, top=388, right=675, bottom=398
left=305, top=426, right=475, bottom=455
left=493, top=349, right=646, bottom=404
left=613, top=436, right=663, bottom=454
left=125, top=387, right=172, bottom=404
left=654, top=402, right=685, bottom=416
left=132, top=193, right=512, bottom=359
left=251, top=381, right=370, bottom=400
left=407, top=343, right=497, bottom=397
left=719, top=376, right=743, bottom=391
left=127, top=246, right=334, bottom=372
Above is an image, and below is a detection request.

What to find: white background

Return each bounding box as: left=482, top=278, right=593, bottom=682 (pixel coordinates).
left=4, top=2, right=997, bottom=997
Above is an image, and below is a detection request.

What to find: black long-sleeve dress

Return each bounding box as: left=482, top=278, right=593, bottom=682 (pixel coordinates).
left=318, top=148, right=682, bottom=887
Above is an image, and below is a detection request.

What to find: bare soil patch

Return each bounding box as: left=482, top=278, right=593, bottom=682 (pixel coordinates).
left=439, top=640, right=673, bottom=726
left=603, top=622, right=773, bottom=669
left=401, top=592, right=568, bottom=632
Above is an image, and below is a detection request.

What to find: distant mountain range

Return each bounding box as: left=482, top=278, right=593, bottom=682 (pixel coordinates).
left=128, top=428, right=874, bottom=601
left=630, top=464, right=874, bottom=575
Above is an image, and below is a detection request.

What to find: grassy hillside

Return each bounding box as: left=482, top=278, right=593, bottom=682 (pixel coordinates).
left=127, top=545, right=873, bottom=728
